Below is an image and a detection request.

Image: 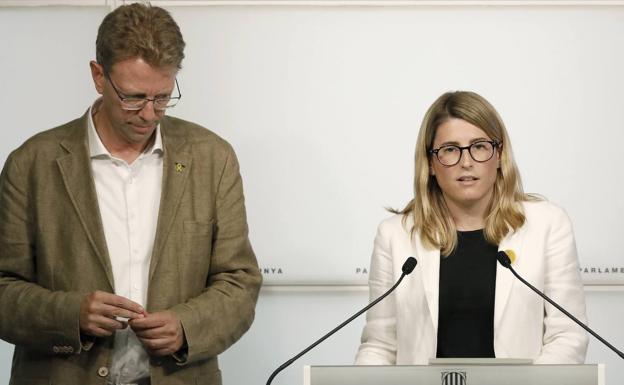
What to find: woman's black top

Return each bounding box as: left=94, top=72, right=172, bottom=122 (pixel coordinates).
left=436, top=229, right=498, bottom=358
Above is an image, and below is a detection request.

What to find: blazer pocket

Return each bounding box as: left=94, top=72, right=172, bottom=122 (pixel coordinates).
left=183, top=220, right=213, bottom=235
left=182, top=220, right=214, bottom=281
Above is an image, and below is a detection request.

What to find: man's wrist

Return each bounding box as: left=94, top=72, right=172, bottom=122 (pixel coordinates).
left=172, top=338, right=188, bottom=364
left=172, top=326, right=188, bottom=364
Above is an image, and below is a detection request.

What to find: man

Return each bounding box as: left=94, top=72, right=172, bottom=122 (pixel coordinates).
left=0, top=3, right=261, bottom=385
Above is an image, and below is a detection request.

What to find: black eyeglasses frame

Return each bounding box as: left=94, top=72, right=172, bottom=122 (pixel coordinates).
left=429, top=140, right=501, bottom=167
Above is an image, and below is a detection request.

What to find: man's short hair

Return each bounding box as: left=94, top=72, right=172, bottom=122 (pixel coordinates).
left=96, top=3, right=185, bottom=74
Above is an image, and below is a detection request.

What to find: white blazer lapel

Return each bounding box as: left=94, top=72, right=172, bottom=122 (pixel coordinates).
left=413, top=237, right=441, bottom=334
left=495, top=226, right=527, bottom=329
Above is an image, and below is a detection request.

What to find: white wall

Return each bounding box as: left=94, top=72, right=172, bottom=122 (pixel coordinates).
left=0, top=3, right=623, bottom=385
left=166, top=4, right=624, bottom=285
left=2, top=3, right=624, bottom=285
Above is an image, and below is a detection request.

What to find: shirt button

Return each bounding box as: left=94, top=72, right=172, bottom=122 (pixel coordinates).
left=97, top=366, right=109, bottom=377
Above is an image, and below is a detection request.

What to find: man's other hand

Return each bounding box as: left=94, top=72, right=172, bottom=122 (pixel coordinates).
left=130, top=310, right=185, bottom=356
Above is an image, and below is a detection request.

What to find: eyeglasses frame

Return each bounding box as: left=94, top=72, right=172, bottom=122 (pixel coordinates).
left=104, top=72, right=182, bottom=111
left=429, top=140, right=501, bottom=167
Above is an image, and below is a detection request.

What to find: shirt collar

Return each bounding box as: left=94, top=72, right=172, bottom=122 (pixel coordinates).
left=87, top=98, right=163, bottom=159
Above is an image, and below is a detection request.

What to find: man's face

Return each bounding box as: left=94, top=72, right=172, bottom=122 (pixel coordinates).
left=90, top=57, right=177, bottom=147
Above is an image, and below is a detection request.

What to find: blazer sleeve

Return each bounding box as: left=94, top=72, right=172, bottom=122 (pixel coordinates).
left=169, top=144, right=262, bottom=364
left=355, top=220, right=398, bottom=365
left=0, top=151, right=84, bottom=354
left=534, top=204, right=588, bottom=364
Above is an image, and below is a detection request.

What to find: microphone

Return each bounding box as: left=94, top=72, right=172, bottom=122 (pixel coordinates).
left=265, top=256, right=418, bottom=385
left=496, top=250, right=624, bottom=360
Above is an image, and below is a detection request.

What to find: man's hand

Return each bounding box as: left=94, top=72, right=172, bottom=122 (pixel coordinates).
left=79, top=291, right=146, bottom=337
left=130, top=310, right=185, bottom=356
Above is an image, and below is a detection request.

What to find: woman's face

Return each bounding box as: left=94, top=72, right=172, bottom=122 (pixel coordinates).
left=430, top=118, right=500, bottom=214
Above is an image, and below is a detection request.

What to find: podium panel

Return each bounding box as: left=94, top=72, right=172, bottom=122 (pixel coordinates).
left=304, top=364, right=605, bottom=385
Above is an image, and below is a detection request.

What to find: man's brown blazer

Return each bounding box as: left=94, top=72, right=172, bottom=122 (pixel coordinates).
left=0, top=112, right=262, bottom=385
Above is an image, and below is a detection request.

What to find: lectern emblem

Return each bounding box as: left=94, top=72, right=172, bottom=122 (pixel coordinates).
left=441, top=371, right=467, bottom=385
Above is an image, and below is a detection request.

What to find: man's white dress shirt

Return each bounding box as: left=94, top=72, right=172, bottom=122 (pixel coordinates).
left=88, top=101, right=163, bottom=384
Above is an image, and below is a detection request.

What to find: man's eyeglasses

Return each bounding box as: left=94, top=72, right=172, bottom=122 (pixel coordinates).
left=105, top=74, right=182, bottom=111
left=429, top=140, right=500, bottom=167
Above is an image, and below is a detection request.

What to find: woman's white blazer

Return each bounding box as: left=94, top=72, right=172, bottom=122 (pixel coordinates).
left=355, top=200, right=588, bottom=365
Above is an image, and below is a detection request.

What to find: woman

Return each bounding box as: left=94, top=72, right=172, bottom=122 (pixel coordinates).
left=355, top=91, right=588, bottom=365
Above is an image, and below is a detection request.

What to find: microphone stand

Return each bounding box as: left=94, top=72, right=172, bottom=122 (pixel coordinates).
left=265, top=257, right=417, bottom=385
left=499, top=253, right=624, bottom=360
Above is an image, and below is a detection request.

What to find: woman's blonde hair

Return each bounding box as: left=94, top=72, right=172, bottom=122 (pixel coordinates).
left=398, top=91, right=534, bottom=256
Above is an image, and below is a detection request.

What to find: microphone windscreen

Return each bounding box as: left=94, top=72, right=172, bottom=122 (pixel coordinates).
left=496, top=250, right=512, bottom=268
left=402, top=257, right=418, bottom=274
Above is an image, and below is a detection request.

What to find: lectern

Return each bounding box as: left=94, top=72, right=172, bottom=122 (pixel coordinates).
left=304, top=361, right=605, bottom=385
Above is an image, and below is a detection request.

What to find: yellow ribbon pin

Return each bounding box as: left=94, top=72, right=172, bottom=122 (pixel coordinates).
left=175, top=163, right=185, bottom=173
left=504, top=249, right=517, bottom=264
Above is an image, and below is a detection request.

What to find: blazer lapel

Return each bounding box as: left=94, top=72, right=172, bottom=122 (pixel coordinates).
left=149, top=118, right=192, bottom=280
left=494, top=225, right=527, bottom=329
left=413, top=236, right=441, bottom=334
left=56, top=113, right=114, bottom=289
